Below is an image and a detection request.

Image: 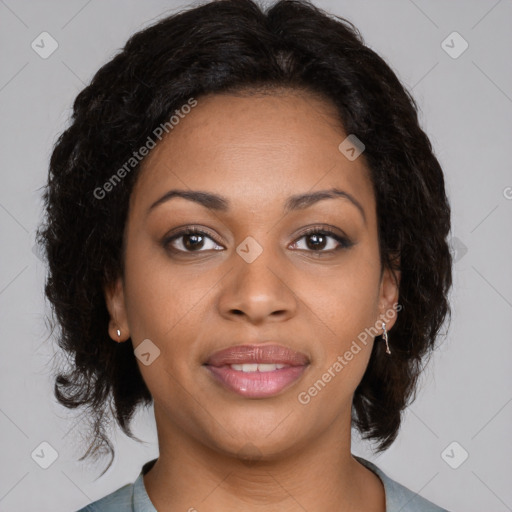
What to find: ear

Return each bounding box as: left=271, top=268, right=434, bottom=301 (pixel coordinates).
left=104, top=277, right=130, bottom=342
left=377, top=258, right=401, bottom=333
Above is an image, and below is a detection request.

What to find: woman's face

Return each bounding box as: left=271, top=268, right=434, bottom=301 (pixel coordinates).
left=107, top=90, right=399, bottom=459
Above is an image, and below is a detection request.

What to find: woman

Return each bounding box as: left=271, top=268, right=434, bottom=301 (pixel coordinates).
left=37, top=0, right=453, bottom=510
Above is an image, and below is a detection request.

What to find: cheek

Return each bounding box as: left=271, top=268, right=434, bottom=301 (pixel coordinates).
left=302, top=253, right=381, bottom=341
left=122, top=239, right=224, bottom=396
left=298, top=274, right=377, bottom=410
left=122, top=236, right=207, bottom=341
left=295, top=248, right=380, bottom=395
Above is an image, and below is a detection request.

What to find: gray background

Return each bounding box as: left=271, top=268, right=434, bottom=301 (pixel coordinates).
left=1, top=0, right=511, bottom=511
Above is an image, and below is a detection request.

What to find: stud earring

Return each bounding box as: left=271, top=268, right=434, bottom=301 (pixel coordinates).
left=116, top=328, right=121, bottom=338
left=382, top=322, right=391, bottom=355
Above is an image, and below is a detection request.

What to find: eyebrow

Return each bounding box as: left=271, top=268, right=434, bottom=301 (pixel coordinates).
left=148, top=187, right=366, bottom=224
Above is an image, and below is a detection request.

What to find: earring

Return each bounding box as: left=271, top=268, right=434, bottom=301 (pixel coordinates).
left=382, top=322, right=391, bottom=355
left=116, top=328, right=121, bottom=339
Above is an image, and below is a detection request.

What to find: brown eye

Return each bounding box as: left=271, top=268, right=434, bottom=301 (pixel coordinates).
left=291, top=228, right=353, bottom=253
left=182, top=232, right=206, bottom=251
left=304, top=232, right=329, bottom=250
left=163, top=228, right=223, bottom=253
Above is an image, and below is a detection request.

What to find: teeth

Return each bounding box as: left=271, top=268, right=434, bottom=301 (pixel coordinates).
left=230, top=363, right=287, bottom=372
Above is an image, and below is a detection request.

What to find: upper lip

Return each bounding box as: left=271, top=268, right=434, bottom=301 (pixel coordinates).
left=205, top=343, right=310, bottom=367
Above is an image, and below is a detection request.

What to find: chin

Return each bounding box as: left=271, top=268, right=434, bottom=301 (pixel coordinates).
left=196, top=408, right=314, bottom=462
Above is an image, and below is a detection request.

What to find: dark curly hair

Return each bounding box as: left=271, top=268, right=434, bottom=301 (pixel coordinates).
left=36, top=0, right=452, bottom=476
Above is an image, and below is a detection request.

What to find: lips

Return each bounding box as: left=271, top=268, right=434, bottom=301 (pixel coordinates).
left=205, top=344, right=309, bottom=367
left=204, top=344, right=310, bottom=398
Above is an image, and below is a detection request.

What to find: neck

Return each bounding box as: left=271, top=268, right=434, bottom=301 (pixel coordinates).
left=143, top=404, right=385, bottom=512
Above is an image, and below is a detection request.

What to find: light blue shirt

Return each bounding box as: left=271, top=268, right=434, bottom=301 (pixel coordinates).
left=77, top=456, right=451, bottom=511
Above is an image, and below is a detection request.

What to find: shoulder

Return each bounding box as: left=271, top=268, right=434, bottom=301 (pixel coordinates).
left=75, top=481, right=135, bottom=511
left=355, top=456, right=452, bottom=512
left=75, top=459, right=158, bottom=512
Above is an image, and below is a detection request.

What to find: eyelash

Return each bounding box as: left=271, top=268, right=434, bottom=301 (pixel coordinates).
left=163, top=226, right=354, bottom=255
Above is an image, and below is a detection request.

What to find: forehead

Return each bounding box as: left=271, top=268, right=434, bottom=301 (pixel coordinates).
left=131, top=90, right=375, bottom=216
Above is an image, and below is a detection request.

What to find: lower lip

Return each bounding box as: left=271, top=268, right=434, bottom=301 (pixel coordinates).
left=205, top=365, right=308, bottom=398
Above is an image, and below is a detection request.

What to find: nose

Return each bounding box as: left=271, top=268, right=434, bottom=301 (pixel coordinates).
left=217, top=246, right=298, bottom=325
